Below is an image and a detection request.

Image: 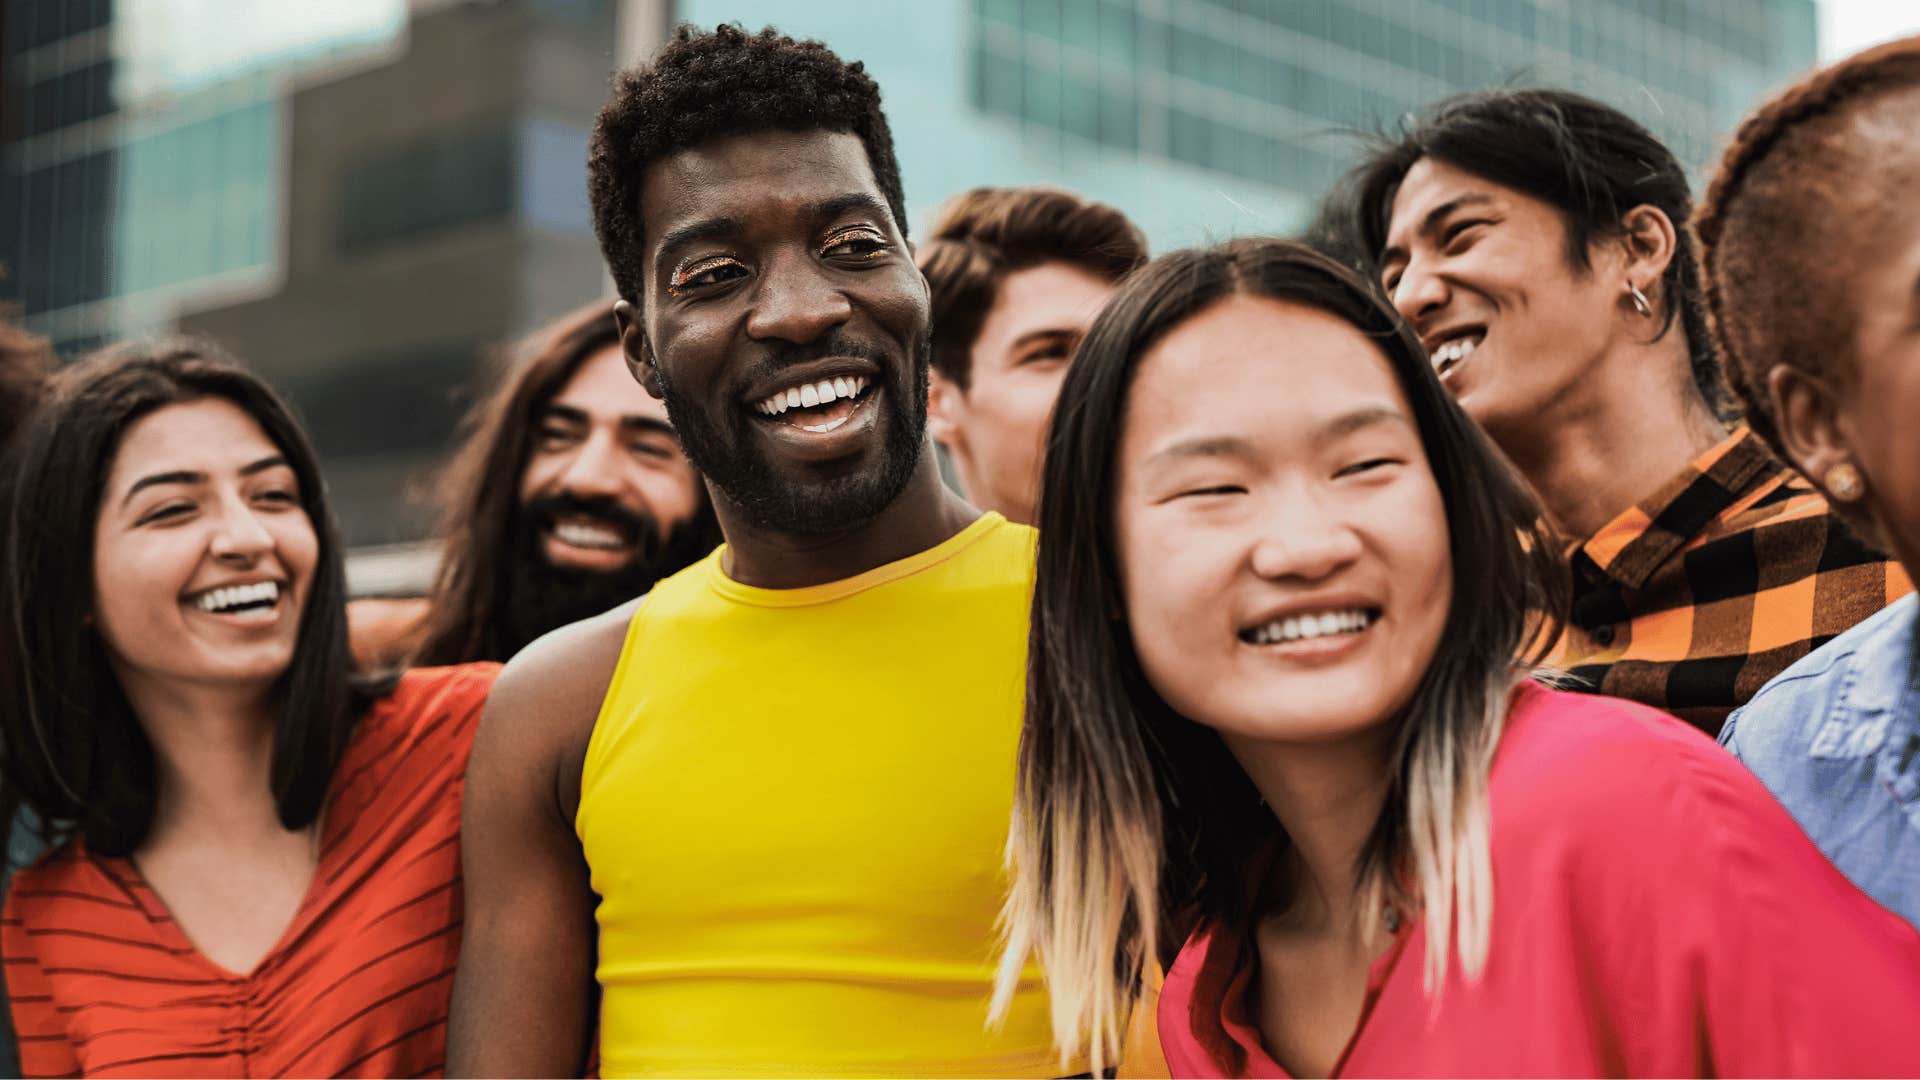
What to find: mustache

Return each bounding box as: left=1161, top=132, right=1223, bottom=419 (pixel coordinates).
left=523, top=492, right=656, bottom=546
left=733, top=330, right=900, bottom=387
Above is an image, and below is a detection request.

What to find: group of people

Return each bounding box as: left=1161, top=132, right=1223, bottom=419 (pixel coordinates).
left=0, top=20, right=1917, bottom=1078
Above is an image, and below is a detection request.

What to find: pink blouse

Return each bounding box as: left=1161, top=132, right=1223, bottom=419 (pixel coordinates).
left=1158, top=682, right=1920, bottom=1077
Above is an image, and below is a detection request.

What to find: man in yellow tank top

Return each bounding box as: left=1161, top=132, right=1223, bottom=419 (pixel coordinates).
left=446, top=24, right=1075, bottom=1078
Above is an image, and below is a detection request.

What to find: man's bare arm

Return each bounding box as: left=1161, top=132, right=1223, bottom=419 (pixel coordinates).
left=447, top=603, right=636, bottom=1077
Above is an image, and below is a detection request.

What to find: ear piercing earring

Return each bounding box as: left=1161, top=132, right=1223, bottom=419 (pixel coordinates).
left=1627, top=283, right=1653, bottom=317
left=1825, top=461, right=1866, bottom=503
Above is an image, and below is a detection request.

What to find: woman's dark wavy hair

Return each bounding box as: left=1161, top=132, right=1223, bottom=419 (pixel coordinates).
left=0, top=337, right=380, bottom=858
left=1341, top=88, right=1722, bottom=413
left=997, top=239, right=1565, bottom=1070
left=588, top=22, right=908, bottom=305
left=411, top=301, right=719, bottom=666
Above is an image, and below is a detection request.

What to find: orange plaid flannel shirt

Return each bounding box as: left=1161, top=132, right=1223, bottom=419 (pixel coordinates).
left=1549, top=427, right=1912, bottom=735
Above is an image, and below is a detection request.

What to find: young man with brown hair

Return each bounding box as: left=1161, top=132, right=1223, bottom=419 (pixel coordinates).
left=920, top=186, right=1146, bottom=524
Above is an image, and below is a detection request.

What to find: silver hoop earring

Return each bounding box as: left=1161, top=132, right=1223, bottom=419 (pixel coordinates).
left=1628, top=283, right=1653, bottom=317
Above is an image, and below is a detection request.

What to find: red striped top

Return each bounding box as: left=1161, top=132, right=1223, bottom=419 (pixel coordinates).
left=1, top=664, right=497, bottom=1078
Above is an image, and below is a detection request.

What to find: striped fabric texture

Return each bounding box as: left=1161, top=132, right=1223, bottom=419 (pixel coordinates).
left=1550, top=427, right=1912, bottom=736
left=1, top=664, right=497, bottom=1079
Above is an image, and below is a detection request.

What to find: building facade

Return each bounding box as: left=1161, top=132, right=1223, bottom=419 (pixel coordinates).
left=2, top=0, right=1816, bottom=547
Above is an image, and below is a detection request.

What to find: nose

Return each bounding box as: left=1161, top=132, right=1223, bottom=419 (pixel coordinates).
left=1391, top=258, right=1449, bottom=328
left=1247, top=489, right=1363, bottom=584
left=744, top=251, right=852, bottom=345
left=555, top=430, right=629, bottom=500
left=209, top=500, right=275, bottom=564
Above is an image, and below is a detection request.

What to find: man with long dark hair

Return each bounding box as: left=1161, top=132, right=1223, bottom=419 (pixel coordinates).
left=349, top=302, right=719, bottom=668
left=1339, top=88, right=1910, bottom=732
left=447, top=25, right=1066, bottom=1076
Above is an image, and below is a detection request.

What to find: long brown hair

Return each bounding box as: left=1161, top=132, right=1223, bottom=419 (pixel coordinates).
left=992, top=239, right=1564, bottom=1073
left=411, top=301, right=716, bottom=665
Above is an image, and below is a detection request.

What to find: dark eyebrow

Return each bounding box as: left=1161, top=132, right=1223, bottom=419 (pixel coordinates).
left=1315, top=405, right=1411, bottom=441
left=1144, top=435, right=1254, bottom=468
left=655, top=214, right=744, bottom=263
left=619, top=416, right=677, bottom=439
left=1379, top=193, right=1496, bottom=266
left=545, top=403, right=676, bottom=440
left=1010, top=327, right=1079, bottom=350
left=811, top=191, right=895, bottom=229
left=122, top=455, right=287, bottom=507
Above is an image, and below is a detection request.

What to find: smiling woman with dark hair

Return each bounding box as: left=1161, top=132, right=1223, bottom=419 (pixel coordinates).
left=0, top=338, right=496, bottom=1077
left=993, top=238, right=1920, bottom=1077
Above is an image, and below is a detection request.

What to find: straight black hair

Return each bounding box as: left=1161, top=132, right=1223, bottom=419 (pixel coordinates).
left=0, top=337, right=380, bottom=858
left=998, top=239, right=1566, bottom=1070
left=1341, top=88, right=1721, bottom=412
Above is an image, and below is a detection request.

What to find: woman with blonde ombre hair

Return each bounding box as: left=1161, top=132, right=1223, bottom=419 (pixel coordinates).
left=1698, top=34, right=1920, bottom=930
left=993, top=238, right=1920, bottom=1077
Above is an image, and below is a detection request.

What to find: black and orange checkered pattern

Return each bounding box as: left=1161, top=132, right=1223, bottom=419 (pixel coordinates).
left=1549, top=427, right=1912, bottom=736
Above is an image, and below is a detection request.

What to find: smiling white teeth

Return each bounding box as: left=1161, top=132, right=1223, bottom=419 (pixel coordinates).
left=554, top=521, right=627, bottom=550
left=755, top=376, right=870, bottom=417
left=193, top=581, right=280, bottom=614
left=1430, top=334, right=1483, bottom=372
left=1244, top=608, right=1374, bottom=645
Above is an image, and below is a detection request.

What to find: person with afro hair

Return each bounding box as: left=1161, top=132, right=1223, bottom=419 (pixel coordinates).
left=1703, top=35, right=1920, bottom=930
left=448, top=24, right=1074, bottom=1077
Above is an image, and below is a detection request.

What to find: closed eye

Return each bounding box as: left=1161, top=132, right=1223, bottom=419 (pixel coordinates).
left=1335, top=458, right=1402, bottom=479
left=137, top=503, right=194, bottom=525
left=1175, top=484, right=1247, bottom=499
left=1441, top=219, right=1489, bottom=252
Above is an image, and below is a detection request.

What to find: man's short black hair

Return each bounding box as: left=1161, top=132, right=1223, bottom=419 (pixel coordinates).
left=588, top=23, right=909, bottom=305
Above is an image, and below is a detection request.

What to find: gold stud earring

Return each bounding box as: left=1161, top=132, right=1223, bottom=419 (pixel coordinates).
left=1627, top=283, right=1653, bottom=317
left=1826, top=461, right=1866, bottom=503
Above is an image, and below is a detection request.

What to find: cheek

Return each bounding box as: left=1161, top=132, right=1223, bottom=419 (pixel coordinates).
left=1116, top=506, right=1236, bottom=699
left=519, top=453, right=564, bottom=501
left=276, top=516, right=323, bottom=598
left=89, top=530, right=188, bottom=656
left=644, top=464, right=704, bottom=526
left=1386, top=481, right=1454, bottom=647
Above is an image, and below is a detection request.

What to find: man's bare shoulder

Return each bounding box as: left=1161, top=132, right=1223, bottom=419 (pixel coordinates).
left=479, top=598, right=645, bottom=790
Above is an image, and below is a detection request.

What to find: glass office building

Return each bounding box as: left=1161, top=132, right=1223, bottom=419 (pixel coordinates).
left=2, top=0, right=1817, bottom=545
left=681, top=0, right=1816, bottom=246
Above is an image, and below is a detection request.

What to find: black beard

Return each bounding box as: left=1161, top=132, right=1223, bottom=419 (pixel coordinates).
left=654, top=328, right=930, bottom=536
left=501, top=493, right=715, bottom=655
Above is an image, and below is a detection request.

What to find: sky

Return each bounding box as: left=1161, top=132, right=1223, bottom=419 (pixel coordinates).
left=1818, top=0, right=1920, bottom=61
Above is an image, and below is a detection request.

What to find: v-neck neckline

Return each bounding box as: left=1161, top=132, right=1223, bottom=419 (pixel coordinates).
left=106, top=838, right=329, bottom=983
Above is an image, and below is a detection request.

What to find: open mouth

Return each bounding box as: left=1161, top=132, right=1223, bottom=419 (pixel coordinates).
left=1238, top=606, right=1378, bottom=647
left=749, top=375, right=874, bottom=434
left=1427, top=329, right=1485, bottom=379
left=185, top=580, right=283, bottom=617
left=548, top=515, right=636, bottom=554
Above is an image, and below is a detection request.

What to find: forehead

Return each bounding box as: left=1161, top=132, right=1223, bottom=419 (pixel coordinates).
left=548, top=344, right=668, bottom=425
left=638, top=129, right=885, bottom=247
left=1125, top=295, right=1409, bottom=443
left=983, top=262, right=1115, bottom=335
left=1385, top=157, right=1542, bottom=245
left=108, top=398, right=281, bottom=489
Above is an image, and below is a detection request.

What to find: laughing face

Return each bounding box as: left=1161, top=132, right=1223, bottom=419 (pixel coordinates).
left=91, top=397, right=317, bottom=700
left=517, top=343, right=702, bottom=574
left=1113, top=295, right=1452, bottom=744
left=628, top=129, right=931, bottom=536
left=1378, top=157, right=1628, bottom=443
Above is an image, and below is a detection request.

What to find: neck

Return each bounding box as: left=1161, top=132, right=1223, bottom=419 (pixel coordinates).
left=1492, top=340, right=1724, bottom=541
left=714, top=438, right=981, bottom=589
left=1224, top=724, right=1396, bottom=936
left=120, top=675, right=286, bottom=845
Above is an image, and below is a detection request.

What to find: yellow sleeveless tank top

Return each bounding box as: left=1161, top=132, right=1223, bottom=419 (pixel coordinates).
left=578, top=513, right=1064, bottom=1078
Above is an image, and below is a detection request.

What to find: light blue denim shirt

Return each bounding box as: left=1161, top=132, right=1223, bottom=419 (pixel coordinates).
left=1721, top=593, right=1920, bottom=929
